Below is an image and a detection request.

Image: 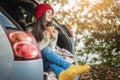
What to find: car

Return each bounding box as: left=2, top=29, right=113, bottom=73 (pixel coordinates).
left=0, top=3, right=43, bottom=80
left=0, top=0, right=76, bottom=80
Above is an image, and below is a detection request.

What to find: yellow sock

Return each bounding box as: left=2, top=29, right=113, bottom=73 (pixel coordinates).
left=69, top=64, right=91, bottom=74
left=58, top=69, right=76, bottom=80
left=58, top=64, right=91, bottom=80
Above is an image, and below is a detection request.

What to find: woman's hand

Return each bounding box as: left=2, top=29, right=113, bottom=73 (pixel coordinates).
left=43, top=30, right=51, bottom=39
left=46, top=26, right=55, bottom=38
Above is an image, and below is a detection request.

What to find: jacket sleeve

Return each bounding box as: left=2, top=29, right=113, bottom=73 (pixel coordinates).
left=49, top=30, right=58, bottom=51
left=38, top=31, right=50, bottom=51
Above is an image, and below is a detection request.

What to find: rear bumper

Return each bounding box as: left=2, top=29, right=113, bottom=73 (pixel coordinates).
left=6, top=59, right=43, bottom=80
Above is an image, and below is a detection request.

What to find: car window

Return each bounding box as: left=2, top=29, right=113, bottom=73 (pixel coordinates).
left=0, top=11, right=16, bottom=28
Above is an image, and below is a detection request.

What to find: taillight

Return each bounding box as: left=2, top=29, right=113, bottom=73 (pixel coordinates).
left=14, top=42, right=38, bottom=59
left=6, top=30, right=41, bottom=61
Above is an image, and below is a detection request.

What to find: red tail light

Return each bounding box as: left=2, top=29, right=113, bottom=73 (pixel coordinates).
left=6, top=30, right=41, bottom=61
left=14, top=42, right=38, bottom=59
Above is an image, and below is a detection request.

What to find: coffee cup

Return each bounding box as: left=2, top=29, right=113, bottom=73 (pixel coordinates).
left=46, top=26, right=55, bottom=38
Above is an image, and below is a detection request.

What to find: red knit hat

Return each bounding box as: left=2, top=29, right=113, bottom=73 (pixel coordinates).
left=35, top=4, right=54, bottom=20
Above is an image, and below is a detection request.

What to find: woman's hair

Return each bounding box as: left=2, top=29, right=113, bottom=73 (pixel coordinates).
left=31, top=13, right=53, bottom=42
left=31, top=4, right=54, bottom=42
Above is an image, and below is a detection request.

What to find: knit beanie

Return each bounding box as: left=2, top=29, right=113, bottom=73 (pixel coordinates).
left=35, top=4, right=54, bottom=20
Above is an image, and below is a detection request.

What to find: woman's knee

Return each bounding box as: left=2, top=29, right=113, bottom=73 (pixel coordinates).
left=42, top=46, right=53, bottom=53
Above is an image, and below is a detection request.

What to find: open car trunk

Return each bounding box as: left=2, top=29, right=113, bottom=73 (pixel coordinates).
left=0, top=0, right=78, bottom=80
left=0, top=0, right=74, bottom=54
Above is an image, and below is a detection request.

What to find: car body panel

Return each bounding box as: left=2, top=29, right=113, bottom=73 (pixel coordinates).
left=0, top=25, right=13, bottom=80
left=6, top=60, right=43, bottom=80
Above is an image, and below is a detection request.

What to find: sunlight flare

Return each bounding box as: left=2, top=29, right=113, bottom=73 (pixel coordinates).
left=89, top=0, right=103, bottom=4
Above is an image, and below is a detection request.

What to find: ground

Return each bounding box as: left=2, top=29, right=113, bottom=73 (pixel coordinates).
left=80, top=65, right=120, bottom=80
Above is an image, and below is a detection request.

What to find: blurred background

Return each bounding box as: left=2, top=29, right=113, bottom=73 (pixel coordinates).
left=36, top=0, right=120, bottom=79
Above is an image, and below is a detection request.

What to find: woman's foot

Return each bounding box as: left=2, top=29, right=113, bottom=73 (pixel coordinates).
left=58, top=64, right=91, bottom=80
left=70, top=64, right=90, bottom=74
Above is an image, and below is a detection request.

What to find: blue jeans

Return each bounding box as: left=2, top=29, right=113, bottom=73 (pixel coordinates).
left=41, top=46, right=71, bottom=76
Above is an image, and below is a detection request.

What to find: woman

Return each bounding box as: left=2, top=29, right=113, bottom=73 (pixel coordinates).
left=30, top=4, right=90, bottom=80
